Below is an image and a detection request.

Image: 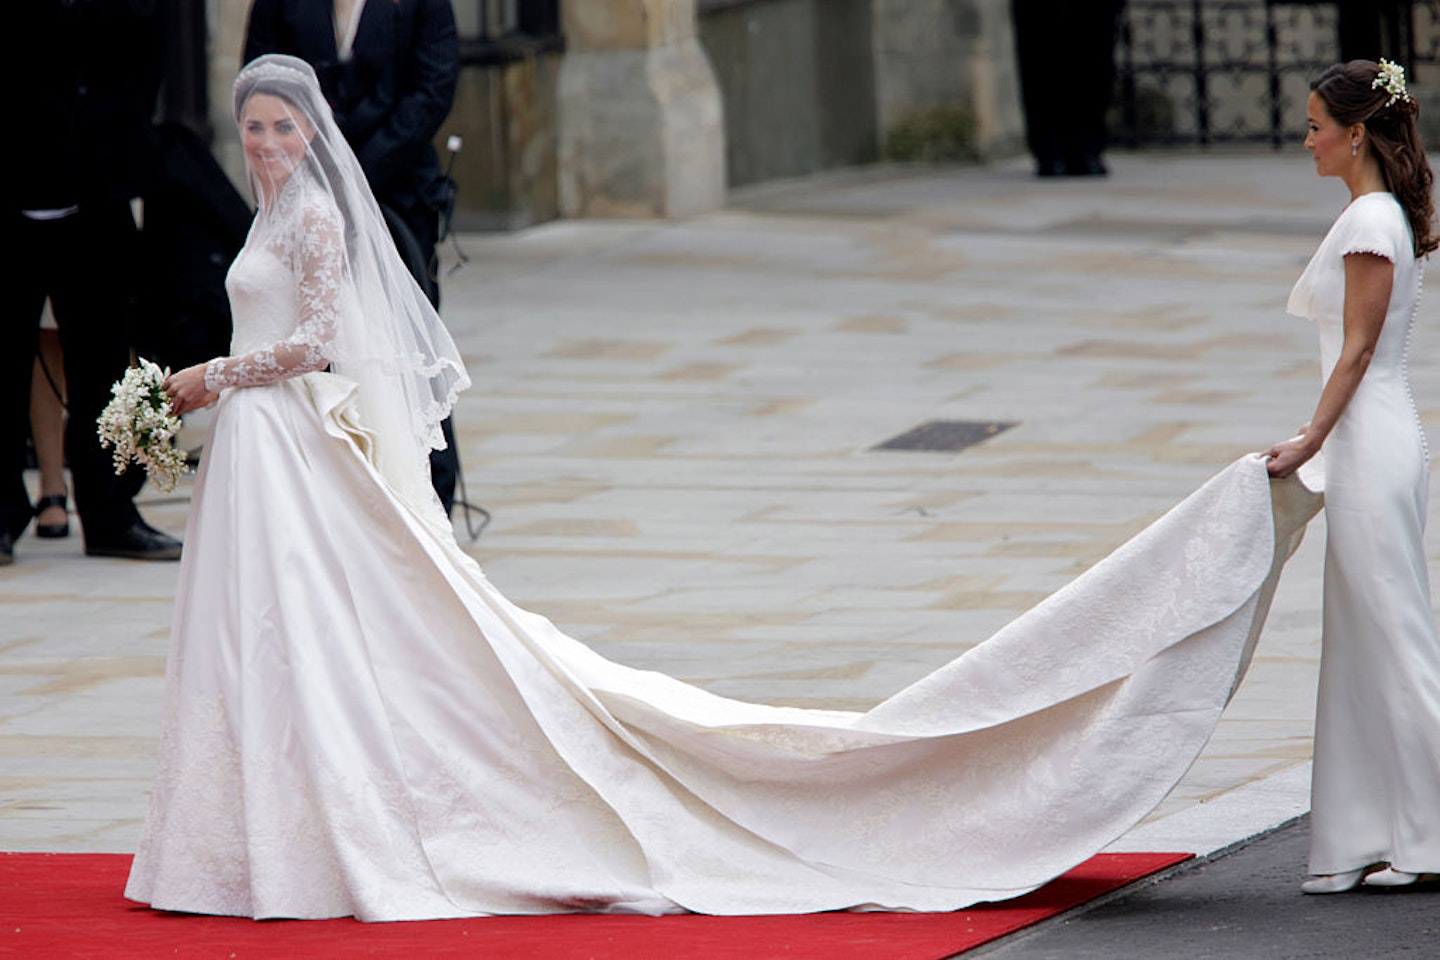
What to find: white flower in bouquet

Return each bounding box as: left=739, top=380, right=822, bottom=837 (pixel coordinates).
left=96, top=359, right=190, bottom=494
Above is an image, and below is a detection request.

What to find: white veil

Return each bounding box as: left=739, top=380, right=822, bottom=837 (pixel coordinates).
left=232, top=54, right=469, bottom=520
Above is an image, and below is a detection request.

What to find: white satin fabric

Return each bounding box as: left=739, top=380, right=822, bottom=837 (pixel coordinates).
left=125, top=221, right=1326, bottom=920
left=1289, top=192, right=1440, bottom=877
left=123, top=391, right=1322, bottom=920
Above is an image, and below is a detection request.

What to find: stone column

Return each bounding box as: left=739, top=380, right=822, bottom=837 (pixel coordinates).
left=558, top=0, right=726, bottom=218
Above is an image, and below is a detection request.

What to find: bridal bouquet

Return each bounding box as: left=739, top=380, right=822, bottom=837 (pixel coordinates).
left=96, top=358, right=190, bottom=494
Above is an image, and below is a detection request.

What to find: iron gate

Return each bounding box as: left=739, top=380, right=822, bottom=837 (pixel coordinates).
left=1114, top=0, right=1440, bottom=148
left=1113, top=0, right=1340, bottom=147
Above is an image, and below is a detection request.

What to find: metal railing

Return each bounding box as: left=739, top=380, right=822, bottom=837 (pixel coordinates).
left=1113, top=0, right=1340, bottom=147
left=1113, top=0, right=1440, bottom=147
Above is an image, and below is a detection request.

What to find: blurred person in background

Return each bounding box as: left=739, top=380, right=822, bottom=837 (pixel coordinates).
left=1010, top=0, right=1124, bottom=177
left=3, top=0, right=182, bottom=564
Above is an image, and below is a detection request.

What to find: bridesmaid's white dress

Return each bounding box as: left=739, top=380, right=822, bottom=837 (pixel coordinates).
left=1288, top=192, right=1440, bottom=877
left=126, top=182, right=1324, bottom=921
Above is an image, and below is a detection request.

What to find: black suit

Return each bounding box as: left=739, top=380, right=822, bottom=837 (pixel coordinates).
left=243, top=0, right=462, bottom=512
left=137, top=122, right=254, bottom=374
left=3, top=0, right=163, bottom=542
left=1011, top=0, right=1123, bottom=176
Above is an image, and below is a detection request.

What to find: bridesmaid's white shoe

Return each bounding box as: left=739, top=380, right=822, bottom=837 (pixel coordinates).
left=1363, top=868, right=1420, bottom=888
left=1300, top=869, right=1365, bottom=894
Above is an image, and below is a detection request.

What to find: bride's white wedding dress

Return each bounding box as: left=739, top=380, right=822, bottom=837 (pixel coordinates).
left=125, top=172, right=1323, bottom=921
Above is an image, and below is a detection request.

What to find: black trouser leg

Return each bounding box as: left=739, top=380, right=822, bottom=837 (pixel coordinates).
left=47, top=202, right=145, bottom=542
left=1012, top=0, right=1068, bottom=172
left=1012, top=0, right=1122, bottom=175
left=2, top=216, right=48, bottom=538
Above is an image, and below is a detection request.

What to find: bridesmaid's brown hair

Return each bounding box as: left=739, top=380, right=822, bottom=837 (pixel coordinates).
left=1313, top=60, right=1438, bottom=257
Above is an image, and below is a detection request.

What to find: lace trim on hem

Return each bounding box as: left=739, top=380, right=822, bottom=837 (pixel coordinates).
left=419, top=359, right=471, bottom=452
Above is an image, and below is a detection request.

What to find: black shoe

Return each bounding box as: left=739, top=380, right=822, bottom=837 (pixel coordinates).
left=1067, top=153, right=1109, bottom=176
left=34, top=493, right=70, bottom=539
left=1035, top=158, right=1069, bottom=177
left=0, top=527, right=13, bottom=566
left=84, top=520, right=183, bottom=561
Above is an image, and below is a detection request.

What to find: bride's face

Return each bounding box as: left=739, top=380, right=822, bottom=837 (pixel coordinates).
left=241, top=93, right=314, bottom=190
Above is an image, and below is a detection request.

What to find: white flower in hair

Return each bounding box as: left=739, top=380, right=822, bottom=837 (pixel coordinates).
left=1373, top=58, right=1410, bottom=108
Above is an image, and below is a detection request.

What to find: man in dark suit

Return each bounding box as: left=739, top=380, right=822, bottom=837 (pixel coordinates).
left=243, top=0, right=463, bottom=514
left=137, top=121, right=254, bottom=375
left=1337, top=0, right=1407, bottom=62
left=2, top=0, right=183, bottom=564
left=1010, top=0, right=1124, bottom=177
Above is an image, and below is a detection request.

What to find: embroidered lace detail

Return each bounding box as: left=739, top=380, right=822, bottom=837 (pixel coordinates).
left=206, top=175, right=343, bottom=393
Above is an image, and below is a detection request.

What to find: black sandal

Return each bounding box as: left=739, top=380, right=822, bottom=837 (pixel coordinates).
left=34, top=493, right=70, bottom=539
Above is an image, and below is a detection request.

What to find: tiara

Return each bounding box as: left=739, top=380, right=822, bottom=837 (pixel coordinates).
left=235, top=55, right=317, bottom=91
left=1373, top=59, right=1411, bottom=108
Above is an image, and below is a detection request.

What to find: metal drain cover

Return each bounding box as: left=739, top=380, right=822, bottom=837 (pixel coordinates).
left=873, top=419, right=1017, bottom=452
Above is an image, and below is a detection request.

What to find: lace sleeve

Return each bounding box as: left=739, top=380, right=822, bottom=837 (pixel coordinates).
left=204, top=199, right=343, bottom=391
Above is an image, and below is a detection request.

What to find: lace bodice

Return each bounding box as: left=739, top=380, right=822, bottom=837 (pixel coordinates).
left=205, top=172, right=344, bottom=392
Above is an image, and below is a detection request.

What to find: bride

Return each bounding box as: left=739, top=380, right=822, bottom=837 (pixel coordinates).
left=127, top=54, right=1320, bottom=921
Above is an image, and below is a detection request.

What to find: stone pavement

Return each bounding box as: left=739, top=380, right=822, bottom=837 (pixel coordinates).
left=5, top=150, right=1439, bottom=873
left=976, top=816, right=1440, bottom=959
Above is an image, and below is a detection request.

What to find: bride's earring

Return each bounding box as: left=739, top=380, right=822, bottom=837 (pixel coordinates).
left=1351, top=140, right=1360, bottom=157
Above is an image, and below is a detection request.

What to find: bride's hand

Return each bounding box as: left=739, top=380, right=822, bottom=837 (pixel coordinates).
left=164, top=363, right=220, bottom=416
left=1265, top=424, right=1313, bottom=478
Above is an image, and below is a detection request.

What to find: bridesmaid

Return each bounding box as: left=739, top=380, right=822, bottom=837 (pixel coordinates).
left=1266, top=60, right=1440, bottom=893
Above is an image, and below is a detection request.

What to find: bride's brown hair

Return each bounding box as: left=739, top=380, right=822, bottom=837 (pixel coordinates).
left=1312, top=60, right=1438, bottom=257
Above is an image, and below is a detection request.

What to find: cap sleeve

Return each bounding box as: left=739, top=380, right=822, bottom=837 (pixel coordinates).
left=1334, top=196, right=1407, bottom=262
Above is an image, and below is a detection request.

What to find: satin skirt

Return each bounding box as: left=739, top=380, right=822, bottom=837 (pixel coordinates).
left=1308, top=373, right=1440, bottom=876
left=125, top=373, right=1321, bottom=920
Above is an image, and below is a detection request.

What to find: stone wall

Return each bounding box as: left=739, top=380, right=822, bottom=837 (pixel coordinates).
left=698, top=0, right=1025, bottom=188
left=449, top=53, right=562, bottom=230
left=698, top=0, right=878, bottom=187
left=871, top=0, right=1025, bottom=160
left=557, top=0, right=727, bottom=217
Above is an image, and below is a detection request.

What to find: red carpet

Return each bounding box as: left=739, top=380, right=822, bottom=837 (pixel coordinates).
left=1, top=851, right=1189, bottom=959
